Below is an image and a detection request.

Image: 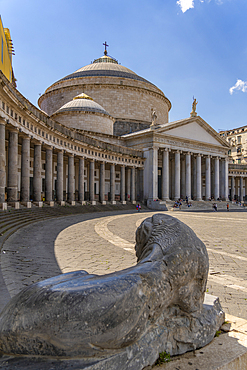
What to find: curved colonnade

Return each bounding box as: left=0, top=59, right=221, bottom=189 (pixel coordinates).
left=0, top=73, right=144, bottom=209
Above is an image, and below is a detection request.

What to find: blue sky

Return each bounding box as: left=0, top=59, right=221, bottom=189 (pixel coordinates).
left=0, top=0, right=246, bottom=132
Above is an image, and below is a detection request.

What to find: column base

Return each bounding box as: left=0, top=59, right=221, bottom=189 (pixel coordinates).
left=147, top=199, right=168, bottom=211
left=80, top=201, right=86, bottom=205
left=58, top=201, right=66, bottom=206
left=101, top=201, right=106, bottom=205
left=67, top=201, right=75, bottom=206
left=132, top=200, right=136, bottom=205
left=33, top=201, right=43, bottom=208
left=8, top=202, right=20, bottom=209
left=21, top=202, right=32, bottom=208
left=111, top=201, right=116, bottom=205
left=45, top=201, right=54, bottom=207
left=0, top=202, right=7, bottom=210
left=91, top=201, right=96, bottom=205
left=121, top=201, right=126, bottom=205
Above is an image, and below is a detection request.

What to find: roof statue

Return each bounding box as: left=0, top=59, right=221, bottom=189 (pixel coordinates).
left=151, top=109, right=157, bottom=126
left=191, top=97, right=198, bottom=117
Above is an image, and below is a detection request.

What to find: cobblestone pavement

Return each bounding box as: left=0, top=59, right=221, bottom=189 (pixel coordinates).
left=1, top=209, right=247, bottom=321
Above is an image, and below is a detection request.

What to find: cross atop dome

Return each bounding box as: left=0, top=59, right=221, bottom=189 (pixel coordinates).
left=103, top=41, right=109, bottom=55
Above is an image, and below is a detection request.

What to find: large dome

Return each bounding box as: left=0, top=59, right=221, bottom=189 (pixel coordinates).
left=55, top=55, right=157, bottom=87
left=38, top=51, right=171, bottom=136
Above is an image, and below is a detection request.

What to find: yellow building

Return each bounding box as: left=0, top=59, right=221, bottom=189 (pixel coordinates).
left=0, top=16, right=14, bottom=84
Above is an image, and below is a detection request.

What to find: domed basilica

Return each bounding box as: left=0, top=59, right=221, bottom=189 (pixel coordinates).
left=0, top=44, right=230, bottom=209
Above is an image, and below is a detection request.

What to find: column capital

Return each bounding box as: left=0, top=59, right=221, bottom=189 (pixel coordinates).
left=0, top=116, right=6, bottom=125
left=186, top=151, right=191, bottom=155
left=7, top=125, right=19, bottom=133
left=43, top=144, right=53, bottom=150
left=19, top=133, right=31, bottom=141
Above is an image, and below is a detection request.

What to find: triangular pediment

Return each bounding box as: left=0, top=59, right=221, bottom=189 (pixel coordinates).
left=155, top=117, right=229, bottom=148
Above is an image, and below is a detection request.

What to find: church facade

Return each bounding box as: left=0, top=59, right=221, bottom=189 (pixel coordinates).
left=0, top=48, right=231, bottom=209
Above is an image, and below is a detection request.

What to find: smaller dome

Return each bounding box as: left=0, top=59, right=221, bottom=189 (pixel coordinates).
left=54, top=94, right=110, bottom=116
left=51, top=93, right=114, bottom=135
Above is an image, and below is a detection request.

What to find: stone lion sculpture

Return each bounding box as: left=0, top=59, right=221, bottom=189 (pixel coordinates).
left=0, top=214, right=224, bottom=369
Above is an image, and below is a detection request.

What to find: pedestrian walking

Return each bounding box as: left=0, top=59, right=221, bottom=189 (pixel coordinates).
left=227, top=203, right=229, bottom=211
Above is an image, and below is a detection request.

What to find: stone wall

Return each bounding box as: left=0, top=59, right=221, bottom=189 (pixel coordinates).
left=114, top=120, right=150, bottom=136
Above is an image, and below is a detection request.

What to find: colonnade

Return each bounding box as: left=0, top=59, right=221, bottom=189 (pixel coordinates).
left=229, top=176, right=247, bottom=202
left=0, top=121, right=140, bottom=206
left=145, top=147, right=229, bottom=201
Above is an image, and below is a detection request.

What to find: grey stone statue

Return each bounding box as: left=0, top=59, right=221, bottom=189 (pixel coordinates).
left=151, top=109, right=157, bottom=125
left=0, top=214, right=224, bottom=369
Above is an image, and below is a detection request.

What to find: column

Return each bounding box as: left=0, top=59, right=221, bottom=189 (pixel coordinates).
left=136, top=168, right=144, bottom=202
left=220, top=160, right=224, bottom=199
left=20, top=137, right=30, bottom=202
left=57, top=151, right=64, bottom=202
left=45, top=147, right=53, bottom=202
left=126, top=167, right=131, bottom=201
left=131, top=167, right=136, bottom=204
left=192, top=156, right=197, bottom=200
left=0, top=119, right=6, bottom=204
left=205, top=155, right=211, bottom=200
left=174, top=150, right=180, bottom=200
left=214, top=157, right=220, bottom=200
left=120, top=165, right=126, bottom=203
left=170, top=157, right=174, bottom=199
left=144, top=147, right=158, bottom=201
left=240, top=177, right=244, bottom=202
left=110, top=163, right=115, bottom=204
left=89, top=160, right=95, bottom=203
left=79, top=157, right=85, bottom=202
left=181, top=156, right=186, bottom=198
left=68, top=155, right=74, bottom=202
left=245, top=178, right=247, bottom=201
left=231, top=176, right=235, bottom=201
left=224, top=158, right=229, bottom=201
left=185, top=152, right=191, bottom=200
left=7, top=130, right=18, bottom=202
left=100, top=161, right=106, bottom=204
left=196, top=154, right=202, bottom=201
left=162, top=149, right=169, bottom=200
left=33, top=143, right=42, bottom=202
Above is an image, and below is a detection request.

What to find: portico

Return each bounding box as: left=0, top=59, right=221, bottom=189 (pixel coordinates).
left=124, top=116, right=230, bottom=203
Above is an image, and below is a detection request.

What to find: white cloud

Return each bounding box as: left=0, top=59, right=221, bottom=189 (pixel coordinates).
left=177, top=0, right=222, bottom=13
left=177, top=0, right=194, bottom=12
left=229, top=79, right=247, bottom=95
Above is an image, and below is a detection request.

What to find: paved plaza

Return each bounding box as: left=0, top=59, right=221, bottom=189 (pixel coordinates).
left=1, top=208, right=247, bottom=320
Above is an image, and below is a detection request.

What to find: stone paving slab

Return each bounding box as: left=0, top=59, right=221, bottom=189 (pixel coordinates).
left=1, top=209, right=247, bottom=319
